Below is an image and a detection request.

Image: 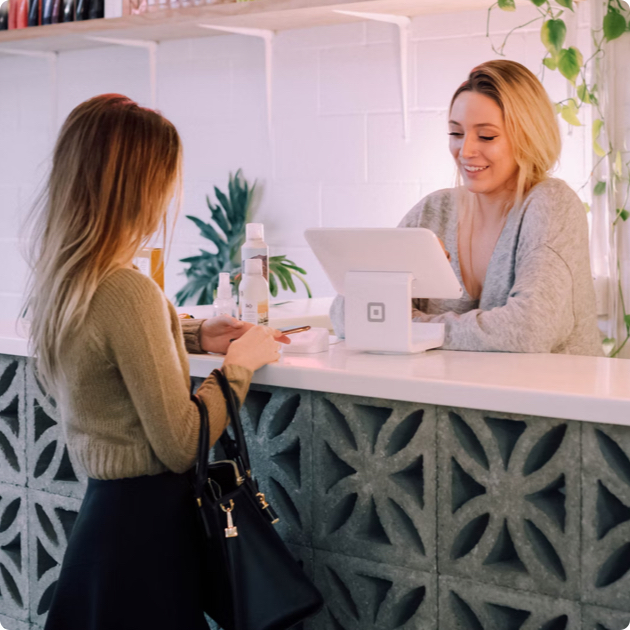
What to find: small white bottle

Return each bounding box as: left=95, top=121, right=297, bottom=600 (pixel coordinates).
left=239, top=258, right=269, bottom=326
left=242, top=223, right=269, bottom=282
left=213, top=273, right=237, bottom=318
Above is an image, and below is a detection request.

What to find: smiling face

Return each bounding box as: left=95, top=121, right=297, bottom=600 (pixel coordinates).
left=449, top=91, right=519, bottom=201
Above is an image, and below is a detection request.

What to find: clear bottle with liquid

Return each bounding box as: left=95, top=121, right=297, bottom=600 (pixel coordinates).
left=213, top=272, right=238, bottom=318
left=241, top=223, right=269, bottom=282
left=239, top=258, right=269, bottom=326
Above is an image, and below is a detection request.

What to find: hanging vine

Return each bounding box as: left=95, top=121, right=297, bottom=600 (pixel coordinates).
left=486, top=0, right=630, bottom=356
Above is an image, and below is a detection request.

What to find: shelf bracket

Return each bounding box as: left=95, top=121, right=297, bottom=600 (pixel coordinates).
left=334, top=10, right=411, bottom=141
left=0, top=48, right=58, bottom=136
left=199, top=24, right=275, bottom=141
left=85, top=36, right=158, bottom=108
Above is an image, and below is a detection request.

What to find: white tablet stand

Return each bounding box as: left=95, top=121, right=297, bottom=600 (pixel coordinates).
left=305, top=228, right=463, bottom=355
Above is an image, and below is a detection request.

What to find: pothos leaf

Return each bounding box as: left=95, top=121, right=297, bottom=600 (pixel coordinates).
left=530, top=0, right=546, bottom=5
left=560, top=99, right=581, bottom=126
left=541, top=19, right=567, bottom=53
left=614, top=151, right=623, bottom=178
left=584, top=202, right=590, bottom=214
left=498, top=0, right=516, bottom=10
left=557, top=46, right=583, bottom=84
left=577, top=82, right=591, bottom=104
left=555, top=0, right=573, bottom=10
left=594, top=181, right=607, bottom=196
left=543, top=56, right=558, bottom=71
left=603, top=9, right=627, bottom=41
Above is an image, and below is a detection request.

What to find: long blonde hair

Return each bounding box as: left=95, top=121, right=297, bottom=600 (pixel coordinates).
left=23, top=94, right=182, bottom=394
left=451, top=60, right=561, bottom=215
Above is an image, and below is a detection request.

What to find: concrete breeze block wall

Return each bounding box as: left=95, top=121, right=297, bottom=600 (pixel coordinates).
left=0, top=2, right=600, bottom=321
left=2, top=353, right=630, bottom=629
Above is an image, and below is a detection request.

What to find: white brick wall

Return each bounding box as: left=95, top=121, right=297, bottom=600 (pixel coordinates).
left=0, top=2, right=598, bottom=316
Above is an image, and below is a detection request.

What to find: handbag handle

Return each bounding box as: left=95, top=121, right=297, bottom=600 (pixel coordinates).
left=191, top=369, right=253, bottom=502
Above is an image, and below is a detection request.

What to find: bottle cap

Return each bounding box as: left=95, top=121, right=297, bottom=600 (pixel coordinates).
left=216, top=272, right=232, bottom=299
left=246, top=223, right=264, bottom=241
left=244, top=258, right=263, bottom=275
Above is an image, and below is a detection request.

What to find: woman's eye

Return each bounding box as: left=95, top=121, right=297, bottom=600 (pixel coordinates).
left=448, top=132, right=463, bottom=137
left=480, top=136, right=497, bottom=141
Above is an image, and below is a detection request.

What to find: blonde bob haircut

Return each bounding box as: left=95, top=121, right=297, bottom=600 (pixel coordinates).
left=450, top=59, right=562, bottom=213
left=23, top=94, right=183, bottom=394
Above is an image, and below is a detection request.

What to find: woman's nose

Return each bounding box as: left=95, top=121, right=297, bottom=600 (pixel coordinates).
left=461, top=134, right=478, bottom=158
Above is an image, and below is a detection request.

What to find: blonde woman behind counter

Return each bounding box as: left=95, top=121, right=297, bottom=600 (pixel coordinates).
left=331, top=60, right=603, bottom=357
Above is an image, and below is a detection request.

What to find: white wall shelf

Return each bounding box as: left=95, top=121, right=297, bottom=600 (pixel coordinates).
left=0, top=0, right=511, bottom=53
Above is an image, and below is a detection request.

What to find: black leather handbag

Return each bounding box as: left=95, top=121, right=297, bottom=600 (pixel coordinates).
left=188, top=369, right=324, bottom=630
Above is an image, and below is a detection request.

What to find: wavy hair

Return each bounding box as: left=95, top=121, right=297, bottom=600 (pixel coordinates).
left=23, top=94, right=182, bottom=394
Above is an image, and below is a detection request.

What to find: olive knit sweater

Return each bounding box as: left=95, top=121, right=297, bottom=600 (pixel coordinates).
left=55, top=268, right=253, bottom=480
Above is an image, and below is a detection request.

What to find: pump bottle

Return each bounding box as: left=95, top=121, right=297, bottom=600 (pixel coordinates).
left=213, top=273, right=237, bottom=318
left=239, top=259, right=269, bottom=326
left=241, top=223, right=269, bottom=282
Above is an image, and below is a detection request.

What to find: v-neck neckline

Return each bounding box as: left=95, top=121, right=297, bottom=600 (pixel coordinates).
left=453, top=202, right=514, bottom=304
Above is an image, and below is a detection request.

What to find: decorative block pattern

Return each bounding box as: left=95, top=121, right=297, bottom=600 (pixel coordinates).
left=25, top=362, right=87, bottom=499
left=312, top=393, right=436, bottom=572
left=313, top=550, right=437, bottom=630
left=437, top=407, right=581, bottom=600
left=439, top=575, right=580, bottom=629
left=26, top=489, right=82, bottom=627
left=3, top=358, right=630, bottom=628
left=582, top=604, right=630, bottom=630
left=582, top=422, right=630, bottom=610
left=0, top=483, right=28, bottom=623
left=0, top=356, right=26, bottom=487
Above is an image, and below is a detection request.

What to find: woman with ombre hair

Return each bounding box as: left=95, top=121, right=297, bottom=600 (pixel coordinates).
left=24, top=94, right=289, bottom=630
left=332, top=60, right=602, bottom=356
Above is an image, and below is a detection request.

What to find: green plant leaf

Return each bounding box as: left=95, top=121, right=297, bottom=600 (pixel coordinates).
left=625, top=314, right=630, bottom=330
left=541, top=19, right=567, bottom=53
left=560, top=99, right=581, bottom=126
left=530, top=0, right=546, bottom=5
left=555, top=0, right=573, bottom=10
left=498, top=0, right=516, bottom=10
left=604, top=9, right=627, bottom=41
left=554, top=102, right=563, bottom=114
left=620, top=209, right=630, bottom=222
left=593, top=141, right=606, bottom=157
left=577, top=82, right=591, bottom=103
left=269, top=273, right=278, bottom=297
left=584, top=202, right=590, bottom=213
left=594, top=181, right=607, bottom=196
left=543, top=56, right=558, bottom=70
left=557, top=46, right=583, bottom=84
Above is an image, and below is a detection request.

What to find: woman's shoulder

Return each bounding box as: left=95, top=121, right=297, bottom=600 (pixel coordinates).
left=399, top=187, right=455, bottom=228
left=520, top=177, right=588, bottom=248
left=91, top=268, right=167, bottom=323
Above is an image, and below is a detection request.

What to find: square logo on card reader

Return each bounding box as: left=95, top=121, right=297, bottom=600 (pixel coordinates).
left=367, top=302, right=386, bottom=322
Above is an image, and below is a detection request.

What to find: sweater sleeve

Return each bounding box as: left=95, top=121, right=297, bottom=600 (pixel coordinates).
left=413, top=244, right=575, bottom=352
left=93, top=271, right=253, bottom=473
left=180, top=318, right=206, bottom=354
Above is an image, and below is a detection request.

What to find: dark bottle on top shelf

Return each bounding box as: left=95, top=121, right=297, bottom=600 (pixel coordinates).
left=27, top=0, right=39, bottom=26
left=42, top=0, right=61, bottom=23
left=61, top=0, right=72, bottom=21
left=75, top=0, right=87, bottom=20
left=88, top=0, right=102, bottom=19
left=0, top=1, right=8, bottom=29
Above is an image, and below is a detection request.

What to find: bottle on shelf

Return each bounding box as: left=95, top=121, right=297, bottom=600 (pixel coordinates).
left=42, top=0, right=62, bottom=24
left=213, top=272, right=238, bottom=319
left=0, top=1, right=9, bottom=29
left=16, top=0, right=28, bottom=27
left=241, top=223, right=269, bottom=282
left=61, top=0, right=73, bottom=21
left=239, top=258, right=269, bottom=326
left=27, top=0, right=39, bottom=26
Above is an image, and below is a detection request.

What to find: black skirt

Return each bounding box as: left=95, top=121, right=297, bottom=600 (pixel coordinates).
left=43, top=469, right=210, bottom=630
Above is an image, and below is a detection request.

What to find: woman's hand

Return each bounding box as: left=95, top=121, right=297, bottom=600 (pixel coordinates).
left=223, top=325, right=290, bottom=372
left=200, top=315, right=253, bottom=354
left=438, top=237, right=451, bottom=262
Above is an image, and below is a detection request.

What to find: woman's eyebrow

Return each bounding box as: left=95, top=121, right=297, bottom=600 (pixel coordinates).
left=448, top=120, right=500, bottom=130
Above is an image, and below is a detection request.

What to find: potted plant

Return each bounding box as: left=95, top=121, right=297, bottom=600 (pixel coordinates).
left=175, top=170, right=311, bottom=306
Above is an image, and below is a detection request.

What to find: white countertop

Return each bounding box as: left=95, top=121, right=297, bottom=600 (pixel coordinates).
left=3, top=318, right=629, bottom=425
